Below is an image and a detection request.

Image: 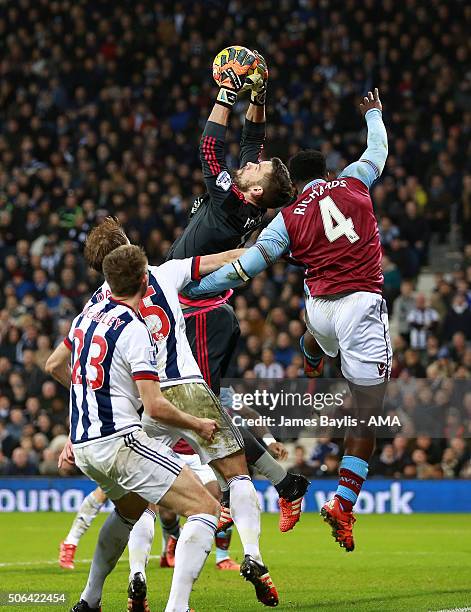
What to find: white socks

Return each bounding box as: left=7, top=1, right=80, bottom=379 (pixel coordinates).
left=128, top=507, right=156, bottom=581
left=228, top=475, right=262, bottom=564
left=164, top=513, right=217, bottom=612
left=65, top=491, right=104, bottom=546
left=81, top=510, right=135, bottom=608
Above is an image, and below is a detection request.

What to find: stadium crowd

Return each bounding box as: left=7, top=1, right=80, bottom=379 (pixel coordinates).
left=0, top=0, right=470, bottom=479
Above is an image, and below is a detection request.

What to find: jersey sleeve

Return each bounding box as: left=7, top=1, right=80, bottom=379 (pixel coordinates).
left=150, top=258, right=201, bottom=293
left=339, top=108, right=388, bottom=189
left=183, top=212, right=290, bottom=296
left=199, top=120, right=249, bottom=207
left=121, top=321, right=160, bottom=382
left=63, top=315, right=79, bottom=350
left=64, top=327, right=74, bottom=351
left=239, top=118, right=266, bottom=167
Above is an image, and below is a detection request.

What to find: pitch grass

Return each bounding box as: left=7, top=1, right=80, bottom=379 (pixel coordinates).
left=0, top=513, right=470, bottom=612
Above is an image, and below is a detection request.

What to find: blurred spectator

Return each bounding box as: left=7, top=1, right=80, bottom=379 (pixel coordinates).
left=3, top=447, right=38, bottom=476
left=316, top=454, right=340, bottom=478
left=392, top=281, right=416, bottom=339
left=411, top=449, right=433, bottom=479
left=288, top=445, right=317, bottom=478
left=310, top=438, right=339, bottom=468
left=22, top=349, right=46, bottom=397
left=371, top=444, right=398, bottom=478
left=442, top=295, right=471, bottom=341
left=254, top=349, right=284, bottom=379
left=274, top=333, right=296, bottom=369
left=407, top=294, right=440, bottom=351
left=392, top=436, right=412, bottom=472
left=382, top=255, right=402, bottom=309
left=399, top=201, right=430, bottom=266
left=0, top=420, right=18, bottom=458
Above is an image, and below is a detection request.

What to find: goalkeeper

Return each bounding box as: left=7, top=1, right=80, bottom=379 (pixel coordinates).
left=166, top=47, right=309, bottom=536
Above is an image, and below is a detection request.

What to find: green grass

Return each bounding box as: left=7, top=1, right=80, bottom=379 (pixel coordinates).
left=0, top=513, right=470, bottom=611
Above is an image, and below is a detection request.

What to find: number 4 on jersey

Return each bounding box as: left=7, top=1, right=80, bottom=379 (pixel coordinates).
left=319, top=195, right=359, bottom=244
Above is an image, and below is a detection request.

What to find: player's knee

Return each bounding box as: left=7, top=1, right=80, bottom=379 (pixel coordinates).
left=114, top=492, right=148, bottom=521
left=205, top=479, right=221, bottom=501
left=202, top=493, right=220, bottom=519
left=187, top=488, right=220, bottom=519
left=212, top=451, right=249, bottom=481
left=159, top=506, right=177, bottom=523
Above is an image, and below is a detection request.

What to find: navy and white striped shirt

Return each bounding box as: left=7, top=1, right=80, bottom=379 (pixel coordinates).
left=66, top=298, right=159, bottom=447
left=87, top=258, right=204, bottom=388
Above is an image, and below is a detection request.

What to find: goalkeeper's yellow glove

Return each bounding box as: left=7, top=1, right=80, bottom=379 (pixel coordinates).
left=247, top=50, right=268, bottom=106
left=216, top=47, right=257, bottom=109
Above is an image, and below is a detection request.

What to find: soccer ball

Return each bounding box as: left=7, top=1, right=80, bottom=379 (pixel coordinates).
left=212, top=45, right=265, bottom=87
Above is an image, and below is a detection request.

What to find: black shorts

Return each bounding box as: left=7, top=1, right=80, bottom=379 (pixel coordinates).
left=184, top=303, right=240, bottom=395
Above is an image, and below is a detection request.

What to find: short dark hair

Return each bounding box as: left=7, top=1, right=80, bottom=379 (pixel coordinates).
left=84, top=217, right=128, bottom=272
left=259, top=158, right=296, bottom=208
left=102, top=245, right=147, bottom=297
left=288, top=150, right=326, bottom=183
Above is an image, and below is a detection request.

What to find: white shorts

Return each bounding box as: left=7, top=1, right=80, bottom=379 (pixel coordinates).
left=305, top=291, right=392, bottom=386
left=177, top=452, right=216, bottom=486
left=142, top=382, right=243, bottom=464
left=73, top=428, right=184, bottom=503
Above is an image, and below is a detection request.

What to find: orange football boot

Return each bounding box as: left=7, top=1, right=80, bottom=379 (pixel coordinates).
left=278, top=474, right=309, bottom=532
left=59, top=541, right=77, bottom=569
left=320, top=497, right=356, bottom=552
left=216, top=558, right=240, bottom=571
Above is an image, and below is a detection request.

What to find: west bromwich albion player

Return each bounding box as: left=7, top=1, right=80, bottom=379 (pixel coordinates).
left=48, top=218, right=280, bottom=607
left=63, top=244, right=220, bottom=612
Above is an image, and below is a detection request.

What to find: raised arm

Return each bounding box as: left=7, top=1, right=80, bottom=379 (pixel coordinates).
left=239, top=51, right=267, bottom=167
left=339, top=88, right=388, bottom=189
left=183, top=212, right=290, bottom=296
left=199, top=105, right=232, bottom=206
left=239, top=110, right=266, bottom=168
left=200, top=48, right=258, bottom=206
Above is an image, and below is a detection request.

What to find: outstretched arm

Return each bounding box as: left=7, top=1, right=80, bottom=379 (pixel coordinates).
left=200, top=48, right=258, bottom=205
left=339, top=89, right=388, bottom=189
left=199, top=248, right=246, bottom=275
left=239, top=51, right=267, bottom=167
left=183, top=213, right=290, bottom=296
left=199, top=104, right=232, bottom=206
left=239, top=107, right=266, bottom=168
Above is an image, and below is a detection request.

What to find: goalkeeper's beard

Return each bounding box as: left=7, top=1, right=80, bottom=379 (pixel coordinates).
left=232, top=168, right=250, bottom=192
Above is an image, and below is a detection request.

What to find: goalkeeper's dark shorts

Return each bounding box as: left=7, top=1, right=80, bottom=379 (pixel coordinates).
left=183, top=302, right=240, bottom=396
